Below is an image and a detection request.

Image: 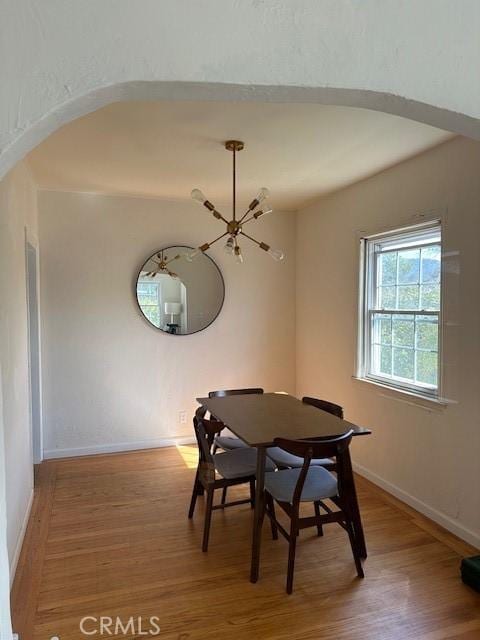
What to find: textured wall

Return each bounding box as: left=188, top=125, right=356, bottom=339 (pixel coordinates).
left=296, top=136, right=480, bottom=547
left=2, top=1, right=480, bottom=179
left=0, top=162, right=38, bottom=574
left=38, top=191, right=296, bottom=456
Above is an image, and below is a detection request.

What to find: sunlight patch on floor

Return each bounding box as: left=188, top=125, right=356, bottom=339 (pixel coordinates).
left=176, top=444, right=198, bottom=468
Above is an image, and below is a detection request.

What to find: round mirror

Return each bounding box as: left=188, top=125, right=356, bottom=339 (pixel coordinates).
left=135, top=246, right=225, bottom=335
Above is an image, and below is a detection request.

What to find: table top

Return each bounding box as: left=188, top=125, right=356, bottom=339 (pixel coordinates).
left=196, top=393, right=371, bottom=447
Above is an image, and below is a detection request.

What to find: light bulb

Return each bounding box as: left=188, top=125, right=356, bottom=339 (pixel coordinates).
left=191, top=188, right=206, bottom=204
left=224, top=237, right=234, bottom=255
left=256, top=187, right=270, bottom=204
left=268, top=248, right=284, bottom=261
left=185, top=249, right=200, bottom=262
left=234, top=245, right=244, bottom=264
left=248, top=187, right=270, bottom=211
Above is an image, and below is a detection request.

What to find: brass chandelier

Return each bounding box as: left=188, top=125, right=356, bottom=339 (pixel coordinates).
left=144, top=249, right=180, bottom=279
left=187, top=140, right=284, bottom=264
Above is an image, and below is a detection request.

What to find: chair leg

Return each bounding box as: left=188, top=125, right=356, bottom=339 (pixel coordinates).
left=202, top=487, right=215, bottom=552
left=221, top=486, right=228, bottom=505
left=188, top=469, right=201, bottom=519
left=346, top=519, right=364, bottom=579
left=249, top=479, right=256, bottom=509
left=286, top=517, right=298, bottom=594
left=314, top=501, right=324, bottom=537
left=265, top=492, right=278, bottom=540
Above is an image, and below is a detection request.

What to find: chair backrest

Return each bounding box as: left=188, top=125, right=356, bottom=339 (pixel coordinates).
left=192, top=407, right=224, bottom=483
left=273, top=431, right=354, bottom=506
left=302, top=396, right=344, bottom=419
left=208, top=388, right=264, bottom=398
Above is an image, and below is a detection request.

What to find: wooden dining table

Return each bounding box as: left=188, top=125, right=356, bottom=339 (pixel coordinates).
left=196, top=392, right=371, bottom=583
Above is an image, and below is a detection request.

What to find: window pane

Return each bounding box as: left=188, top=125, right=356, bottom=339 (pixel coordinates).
left=380, top=315, right=392, bottom=345
left=143, top=306, right=161, bottom=328
left=398, top=249, right=420, bottom=284
left=373, top=313, right=392, bottom=345
left=379, top=286, right=396, bottom=308
left=372, top=343, right=392, bottom=376
left=138, top=282, right=157, bottom=295
left=398, top=285, right=419, bottom=309
left=379, top=252, right=397, bottom=285
left=420, top=283, right=440, bottom=310
left=137, top=282, right=159, bottom=305
left=421, top=245, right=441, bottom=283
left=138, top=294, right=157, bottom=305
left=380, top=345, right=392, bottom=375
left=392, top=315, right=414, bottom=347
left=393, top=347, right=415, bottom=380
left=416, top=351, right=438, bottom=386
left=416, top=316, right=438, bottom=351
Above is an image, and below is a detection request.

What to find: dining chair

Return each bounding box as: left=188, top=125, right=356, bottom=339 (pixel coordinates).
left=263, top=430, right=364, bottom=593
left=209, top=388, right=264, bottom=453
left=266, top=396, right=344, bottom=469
left=188, top=406, right=274, bottom=552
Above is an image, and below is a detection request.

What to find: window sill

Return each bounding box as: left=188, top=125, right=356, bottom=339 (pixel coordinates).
left=352, top=376, right=452, bottom=408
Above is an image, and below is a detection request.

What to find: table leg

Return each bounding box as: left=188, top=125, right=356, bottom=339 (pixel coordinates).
left=250, top=446, right=266, bottom=583
left=346, top=450, right=367, bottom=559
left=349, top=494, right=367, bottom=558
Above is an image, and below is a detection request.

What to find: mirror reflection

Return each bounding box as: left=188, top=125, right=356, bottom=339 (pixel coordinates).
left=136, top=246, right=224, bottom=335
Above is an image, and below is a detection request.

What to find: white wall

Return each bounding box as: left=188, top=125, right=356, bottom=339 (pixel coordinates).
left=296, top=136, right=480, bottom=547
left=0, top=371, right=13, bottom=639
left=0, top=161, right=38, bottom=580
left=2, top=1, right=480, bottom=179
left=38, top=191, right=296, bottom=457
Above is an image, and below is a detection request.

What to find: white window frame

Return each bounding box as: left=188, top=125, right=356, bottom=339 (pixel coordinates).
left=137, top=279, right=163, bottom=327
left=357, top=220, right=442, bottom=400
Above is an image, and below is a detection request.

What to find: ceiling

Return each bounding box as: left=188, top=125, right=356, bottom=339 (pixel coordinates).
left=27, top=101, right=454, bottom=210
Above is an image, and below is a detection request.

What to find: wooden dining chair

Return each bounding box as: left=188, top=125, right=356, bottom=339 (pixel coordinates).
left=263, top=430, right=364, bottom=593
left=302, top=396, right=344, bottom=418
left=209, top=388, right=264, bottom=453
left=188, top=406, right=274, bottom=551
left=266, top=396, right=344, bottom=469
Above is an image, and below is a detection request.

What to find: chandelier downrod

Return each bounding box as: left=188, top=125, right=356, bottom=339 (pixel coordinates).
left=225, top=140, right=244, bottom=222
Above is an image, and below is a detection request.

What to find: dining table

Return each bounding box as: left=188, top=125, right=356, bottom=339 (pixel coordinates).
left=196, top=392, right=371, bottom=583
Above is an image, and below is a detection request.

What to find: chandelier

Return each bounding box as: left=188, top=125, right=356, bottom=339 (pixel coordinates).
left=145, top=249, right=180, bottom=278
left=187, top=140, right=284, bottom=264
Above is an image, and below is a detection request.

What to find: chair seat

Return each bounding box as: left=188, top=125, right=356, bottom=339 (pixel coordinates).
left=214, top=448, right=276, bottom=480
left=265, top=466, right=337, bottom=503
left=214, top=435, right=249, bottom=450
left=267, top=446, right=332, bottom=469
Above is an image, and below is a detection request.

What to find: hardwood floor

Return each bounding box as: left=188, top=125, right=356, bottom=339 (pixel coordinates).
left=11, top=447, right=480, bottom=640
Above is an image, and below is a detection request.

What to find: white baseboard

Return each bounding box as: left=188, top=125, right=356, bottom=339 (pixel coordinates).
left=43, top=436, right=196, bottom=460
left=10, top=488, right=34, bottom=586
left=353, top=461, right=480, bottom=550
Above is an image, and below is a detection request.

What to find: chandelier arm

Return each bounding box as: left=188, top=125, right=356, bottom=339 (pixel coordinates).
left=240, top=214, right=256, bottom=225
left=209, top=231, right=229, bottom=247
left=198, top=199, right=229, bottom=224
left=198, top=231, right=229, bottom=251
left=238, top=208, right=254, bottom=224
left=239, top=230, right=270, bottom=252
left=212, top=209, right=229, bottom=224
left=164, top=253, right=182, bottom=265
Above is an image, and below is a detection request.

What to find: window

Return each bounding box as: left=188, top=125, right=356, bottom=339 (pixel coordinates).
left=137, top=281, right=161, bottom=327
left=358, top=221, right=442, bottom=397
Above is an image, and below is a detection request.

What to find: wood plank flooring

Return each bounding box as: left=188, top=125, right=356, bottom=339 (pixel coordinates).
left=11, top=446, right=480, bottom=640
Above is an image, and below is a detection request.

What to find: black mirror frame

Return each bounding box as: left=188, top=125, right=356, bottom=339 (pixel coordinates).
left=134, top=245, right=225, bottom=336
